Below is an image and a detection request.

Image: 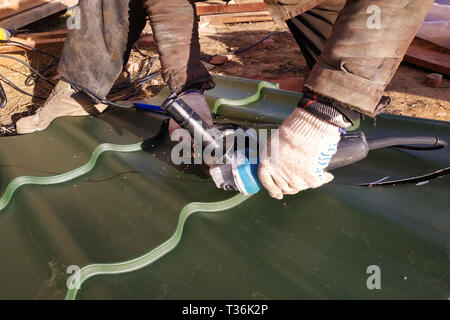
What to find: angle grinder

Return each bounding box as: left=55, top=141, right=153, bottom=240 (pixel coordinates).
left=160, top=93, right=447, bottom=195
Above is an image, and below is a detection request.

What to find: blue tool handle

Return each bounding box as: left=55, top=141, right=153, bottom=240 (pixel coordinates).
left=234, top=152, right=262, bottom=195
left=134, top=103, right=165, bottom=113
left=238, top=131, right=371, bottom=195
left=237, top=160, right=262, bottom=195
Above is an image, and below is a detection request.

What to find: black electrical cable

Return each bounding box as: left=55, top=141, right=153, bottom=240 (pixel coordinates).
left=0, top=72, right=47, bottom=100
left=0, top=54, right=54, bottom=103
left=0, top=53, right=161, bottom=109
left=134, top=71, right=161, bottom=86
left=0, top=39, right=161, bottom=106
left=25, top=62, right=58, bottom=86
left=0, top=54, right=55, bottom=87
left=0, top=52, right=159, bottom=100
left=111, top=87, right=143, bottom=102
left=133, top=42, right=151, bottom=58
left=0, top=41, right=58, bottom=102
left=200, top=31, right=287, bottom=64
left=233, top=31, right=285, bottom=54
left=132, top=58, right=155, bottom=81
left=110, top=57, right=158, bottom=93
left=367, top=136, right=448, bottom=151
left=0, top=39, right=60, bottom=60
left=357, top=166, right=450, bottom=187
left=59, top=76, right=133, bottom=108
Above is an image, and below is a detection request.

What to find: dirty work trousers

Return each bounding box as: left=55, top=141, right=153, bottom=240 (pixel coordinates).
left=266, top=0, right=434, bottom=115
left=58, top=0, right=213, bottom=100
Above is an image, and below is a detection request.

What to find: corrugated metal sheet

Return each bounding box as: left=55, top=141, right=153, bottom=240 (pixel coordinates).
left=0, top=76, right=448, bottom=299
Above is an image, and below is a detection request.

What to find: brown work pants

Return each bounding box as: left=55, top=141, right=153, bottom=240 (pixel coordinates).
left=267, top=0, right=434, bottom=115
left=58, top=0, right=212, bottom=100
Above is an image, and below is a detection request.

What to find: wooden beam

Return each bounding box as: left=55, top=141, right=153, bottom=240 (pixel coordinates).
left=404, top=45, right=450, bottom=76
left=24, top=28, right=69, bottom=38
left=200, top=11, right=272, bottom=24
left=0, top=0, right=78, bottom=29
left=0, top=29, right=68, bottom=53
left=0, top=0, right=55, bottom=20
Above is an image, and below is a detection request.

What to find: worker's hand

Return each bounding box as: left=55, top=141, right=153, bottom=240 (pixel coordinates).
left=258, top=108, right=341, bottom=200
left=169, top=91, right=214, bottom=136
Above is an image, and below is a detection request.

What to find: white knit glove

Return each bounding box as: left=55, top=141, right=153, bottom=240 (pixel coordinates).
left=169, top=91, right=214, bottom=136
left=258, top=108, right=341, bottom=199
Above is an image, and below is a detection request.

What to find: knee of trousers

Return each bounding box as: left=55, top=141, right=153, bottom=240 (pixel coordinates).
left=304, top=0, right=434, bottom=115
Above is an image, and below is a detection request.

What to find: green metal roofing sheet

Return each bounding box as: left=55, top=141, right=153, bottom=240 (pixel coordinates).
left=0, top=76, right=448, bottom=299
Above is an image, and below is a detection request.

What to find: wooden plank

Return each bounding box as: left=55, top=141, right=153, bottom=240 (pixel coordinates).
left=1, top=1, right=267, bottom=29
left=196, top=2, right=267, bottom=16
left=0, top=0, right=54, bottom=20
left=0, top=0, right=78, bottom=29
left=0, top=29, right=68, bottom=53
left=201, top=11, right=272, bottom=24
left=25, top=28, right=69, bottom=38
left=404, top=45, right=450, bottom=76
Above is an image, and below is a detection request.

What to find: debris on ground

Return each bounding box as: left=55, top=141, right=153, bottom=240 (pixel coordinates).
left=425, top=73, right=443, bottom=88
left=209, top=55, right=229, bottom=66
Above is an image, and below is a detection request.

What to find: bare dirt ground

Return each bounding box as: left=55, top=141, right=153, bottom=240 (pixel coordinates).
left=0, top=19, right=449, bottom=130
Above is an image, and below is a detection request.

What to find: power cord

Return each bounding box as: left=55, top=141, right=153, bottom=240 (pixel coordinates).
left=0, top=40, right=161, bottom=110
